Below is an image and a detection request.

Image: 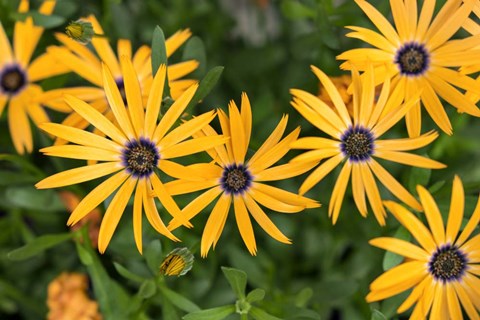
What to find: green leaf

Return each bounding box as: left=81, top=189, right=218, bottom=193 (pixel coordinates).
left=10, top=11, right=65, bottom=28
left=428, top=180, right=446, bottom=194
left=246, top=288, right=265, bottom=303
left=221, top=266, right=247, bottom=299
left=184, top=66, right=224, bottom=114
left=182, top=36, right=207, bottom=77
left=280, top=0, right=316, bottom=20
left=0, top=154, right=43, bottom=177
left=7, top=233, right=74, bottom=260
left=145, top=239, right=163, bottom=275
left=382, top=225, right=411, bottom=271
left=0, top=171, right=38, bottom=186
left=159, top=285, right=201, bottom=313
left=371, top=309, right=387, bottom=320
left=6, top=186, right=65, bottom=211
left=138, top=279, right=157, bottom=299
left=151, top=25, right=170, bottom=97
left=407, top=165, right=431, bottom=195
left=250, top=306, right=283, bottom=320
left=113, top=262, right=146, bottom=283
left=294, top=288, right=313, bottom=308
left=183, top=305, right=236, bottom=320
left=75, top=240, right=93, bottom=265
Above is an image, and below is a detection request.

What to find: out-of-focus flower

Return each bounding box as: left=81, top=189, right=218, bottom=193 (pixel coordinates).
left=47, top=272, right=102, bottom=320
left=160, top=247, right=194, bottom=277
left=39, top=15, right=198, bottom=144
left=318, top=74, right=353, bottom=116
left=0, top=0, right=69, bottom=153
left=65, top=20, right=95, bottom=45
left=462, top=4, right=480, bottom=105
left=59, top=191, right=101, bottom=248
left=337, top=0, right=480, bottom=137
left=167, top=92, right=319, bottom=257
left=367, top=176, right=480, bottom=319
left=290, top=65, right=445, bottom=225
left=35, top=62, right=227, bottom=253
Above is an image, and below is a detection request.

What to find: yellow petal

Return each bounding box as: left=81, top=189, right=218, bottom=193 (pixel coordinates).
left=446, top=176, right=464, bottom=244
left=375, top=130, right=439, bottom=152
left=299, top=154, right=343, bottom=195
left=290, top=137, right=339, bottom=149
left=39, top=122, right=122, bottom=152
left=249, top=127, right=300, bottom=174
left=133, top=180, right=143, bottom=254
left=149, top=173, right=192, bottom=228
left=368, top=158, right=422, bottom=211
left=164, top=179, right=218, bottom=196
left=248, top=114, right=288, bottom=164
left=168, top=186, right=222, bottom=230
left=201, top=194, right=231, bottom=257
left=390, top=0, right=409, bottom=41
left=8, top=96, right=32, bottom=154
left=40, top=145, right=119, bottom=162
left=0, top=21, right=13, bottom=64
left=374, top=150, right=446, bottom=169
left=360, top=164, right=386, bottom=225
left=456, top=196, right=480, bottom=246
left=344, top=26, right=396, bottom=53
left=243, top=192, right=291, bottom=244
left=430, top=283, right=448, bottom=320
left=87, top=15, right=121, bottom=76
left=160, top=110, right=216, bottom=149
left=384, top=200, right=436, bottom=253
left=415, top=0, right=435, bottom=41
left=120, top=56, right=145, bottom=137
left=196, top=121, right=230, bottom=166
left=446, top=282, right=463, bottom=320
left=142, top=179, right=179, bottom=242
left=117, top=39, right=132, bottom=61
left=253, top=183, right=319, bottom=208
left=351, top=164, right=367, bottom=217
left=249, top=187, right=305, bottom=213
left=329, top=162, right=352, bottom=224
left=228, top=99, right=247, bottom=163
left=241, top=92, right=252, bottom=152
left=161, top=135, right=228, bottom=159
left=255, top=161, right=319, bottom=182
left=36, top=162, right=122, bottom=189
left=353, top=0, right=400, bottom=46
left=369, top=237, right=429, bottom=261
left=453, top=281, right=480, bottom=320
left=153, top=84, right=198, bottom=142
left=358, top=64, right=375, bottom=127
left=98, top=177, right=137, bottom=253
left=54, top=32, right=100, bottom=66
left=290, top=98, right=339, bottom=139
left=167, top=60, right=199, bottom=80
left=370, top=261, right=427, bottom=292
left=144, top=64, right=166, bottom=138
left=233, top=196, right=257, bottom=255
left=67, top=170, right=129, bottom=225
left=165, top=29, right=191, bottom=57
left=27, top=52, right=70, bottom=82
left=397, top=276, right=432, bottom=313
left=64, top=94, right=128, bottom=145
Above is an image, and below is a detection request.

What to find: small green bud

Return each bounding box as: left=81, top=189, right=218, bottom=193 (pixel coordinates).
left=65, top=20, right=95, bottom=44
left=159, top=247, right=194, bottom=277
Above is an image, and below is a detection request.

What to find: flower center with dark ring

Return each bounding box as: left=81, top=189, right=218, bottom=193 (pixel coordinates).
left=0, top=65, right=27, bottom=95
left=394, top=42, right=430, bottom=76
left=340, top=126, right=374, bottom=162
left=115, top=78, right=128, bottom=106
left=221, top=164, right=252, bottom=195
left=122, top=138, right=160, bottom=178
left=428, top=244, right=467, bottom=283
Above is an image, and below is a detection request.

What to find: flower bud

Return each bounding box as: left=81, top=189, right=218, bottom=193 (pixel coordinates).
left=160, top=247, right=194, bottom=277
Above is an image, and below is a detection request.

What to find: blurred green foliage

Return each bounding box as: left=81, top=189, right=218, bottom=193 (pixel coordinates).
left=0, top=0, right=479, bottom=319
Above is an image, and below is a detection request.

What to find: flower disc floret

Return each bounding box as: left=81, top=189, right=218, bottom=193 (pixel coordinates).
left=340, top=126, right=374, bottom=162
left=0, top=64, right=27, bottom=95
left=394, top=42, right=430, bottom=76
left=428, top=244, right=468, bottom=283
left=121, top=138, right=160, bottom=178
left=220, top=163, right=252, bottom=195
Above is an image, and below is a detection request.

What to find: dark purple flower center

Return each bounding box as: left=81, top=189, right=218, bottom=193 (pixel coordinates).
left=0, top=64, right=27, bottom=95
left=340, top=126, right=374, bottom=162
left=115, top=77, right=128, bottom=106
left=221, top=164, right=252, bottom=195
left=121, top=138, right=160, bottom=178
left=428, top=244, right=467, bottom=283
left=394, top=42, right=430, bottom=76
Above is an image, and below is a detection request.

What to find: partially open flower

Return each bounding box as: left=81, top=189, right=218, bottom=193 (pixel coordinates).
left=65, top=20, right=95, bottom=45
left=160, top=247, right=194, bottom=277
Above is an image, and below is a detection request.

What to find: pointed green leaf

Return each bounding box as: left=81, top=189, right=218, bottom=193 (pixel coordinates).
left=183, top=305, right=235, bottom=320
left=382, top=226, right=411, bottom=271
left=250, top=306, right=282, bottom=320
left=246, top=289, right=265, bottom=303
left=6, top=186, right=65, bottom=211
left=407, top=165, right=431, bottom=194
left=7, top=233, right=74, bottom=260
left=182, top=36, right=207, bottom=77
left=139, top=279, right=157, bottom=299
left=75, top=240, right=93, bottom=265
left=159, top=285, right=200, bottom=313
left=371, top=309, right=387, bottom=320
left=221, top=266, right=247, bottom=299
left=294, top=288, right=313, bottom=307
left=145, top=239, right=163, bottom=275
left=113, top=262, right=146, bottom=283
left=151, top=25, right=170, bottom=97
left=184, top=66, right=223, bottom=114
left=10, top=11, right=66, bottom=28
